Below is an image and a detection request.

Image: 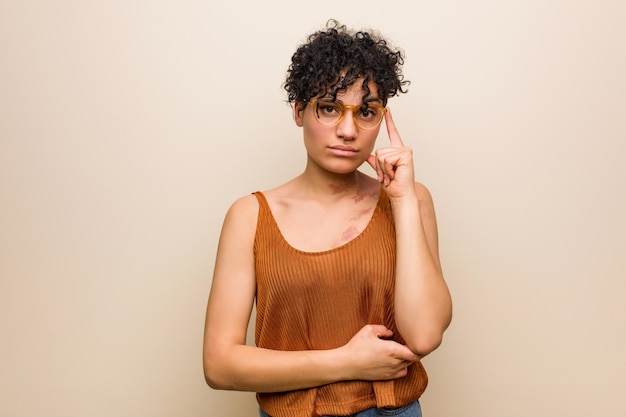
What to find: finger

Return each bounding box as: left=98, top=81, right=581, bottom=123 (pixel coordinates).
left=366, top=154, right=384, bottom=184
left=385, top=108, right=405, bottom=147
left=387, top=342, right=420, bottom=361
left=365, top=154, right=377, bottom=172
left=382, top=156, right=399, bottom=184
left=398, top=352, right=419, bottom=362
left=369, top=324, right=393, bottom=338
left=377, top=151, right=402, bottom=187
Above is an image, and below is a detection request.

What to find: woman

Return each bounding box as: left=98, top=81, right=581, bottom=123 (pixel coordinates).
left=203, top=20, right=452, bottom=417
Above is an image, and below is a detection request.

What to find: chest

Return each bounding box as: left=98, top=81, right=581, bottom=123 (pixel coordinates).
left=269, top=198, right=379, bottom=253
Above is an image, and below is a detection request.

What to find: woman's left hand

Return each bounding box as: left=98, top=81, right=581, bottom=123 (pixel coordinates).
left=366, top=109, right=416, bottom=199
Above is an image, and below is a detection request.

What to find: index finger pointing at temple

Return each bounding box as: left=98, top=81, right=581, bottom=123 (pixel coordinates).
left=385, top=108, right=404, bottom=147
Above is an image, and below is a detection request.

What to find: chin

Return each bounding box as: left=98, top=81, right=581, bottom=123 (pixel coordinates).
left=324, top=161, right=364, bottom=175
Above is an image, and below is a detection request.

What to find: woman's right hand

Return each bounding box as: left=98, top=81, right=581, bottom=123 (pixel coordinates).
left=341, top=324, right=419, bottom=381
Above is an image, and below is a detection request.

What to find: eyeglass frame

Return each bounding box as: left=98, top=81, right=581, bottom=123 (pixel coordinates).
left=307, top=99, right=387, bottom=130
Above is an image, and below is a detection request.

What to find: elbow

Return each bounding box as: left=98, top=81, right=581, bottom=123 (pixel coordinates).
left=405, top=308, right=453, bottom=357
left=203, top=361, right=222, bottom=390
left=203, top=367, right=222, bottom=390
left=204, top=363, right=233, bottom=391
left=397, top=318, right=450, bottom=357
left=203, top=352, right=235, bottom=390
left=406, top=333, right=444, bottom=357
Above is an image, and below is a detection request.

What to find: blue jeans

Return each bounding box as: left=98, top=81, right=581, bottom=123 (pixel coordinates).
left=259, top=400, right=421, bottom=417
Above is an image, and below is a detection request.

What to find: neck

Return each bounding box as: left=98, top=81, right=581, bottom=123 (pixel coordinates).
left=294, top=164, right=377, bottom=202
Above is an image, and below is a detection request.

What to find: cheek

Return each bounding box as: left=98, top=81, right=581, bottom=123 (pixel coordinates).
left=363, top=130, right=381, bottom=150
left=302, top=118, right=328, bottom=140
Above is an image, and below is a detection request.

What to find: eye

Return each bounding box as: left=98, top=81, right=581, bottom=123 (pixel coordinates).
left=318, top=102, right=342, bottom=115
left=358, top=106, right=380, bottom=120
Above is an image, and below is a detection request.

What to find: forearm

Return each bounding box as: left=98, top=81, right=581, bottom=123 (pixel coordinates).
left=204, top=324, right=419, bottom=392
left=204, top=343, right=348, bottom=392
left=391, top=194, right=452, bottom=356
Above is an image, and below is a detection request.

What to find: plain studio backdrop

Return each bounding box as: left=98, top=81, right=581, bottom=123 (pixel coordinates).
left=1, top=1, right=625, bottom=416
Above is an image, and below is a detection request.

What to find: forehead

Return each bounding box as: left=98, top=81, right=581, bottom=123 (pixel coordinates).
left=331, top=80, right=381, bottom=102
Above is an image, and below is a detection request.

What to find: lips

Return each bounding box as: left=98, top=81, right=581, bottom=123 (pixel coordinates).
left=328, top=145, right=359, bottom=156
left=330, top=145, right=358, bottom=151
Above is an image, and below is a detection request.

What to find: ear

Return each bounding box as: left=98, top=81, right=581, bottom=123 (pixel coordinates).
left=293, top=102, right=305, bottom=127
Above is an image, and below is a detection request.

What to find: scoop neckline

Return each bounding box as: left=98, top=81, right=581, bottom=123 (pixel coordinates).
left=255, top=187, right=385, bottom=255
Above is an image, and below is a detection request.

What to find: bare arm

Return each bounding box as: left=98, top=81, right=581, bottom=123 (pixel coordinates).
left=367, top=110, right=453, bottom=357
left=391, top=182, right=452, bottom=356
left=202, top=195, right=419, bottom=392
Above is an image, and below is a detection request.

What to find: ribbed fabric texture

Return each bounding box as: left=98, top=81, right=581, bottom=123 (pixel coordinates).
left=252, top=189, right=428, bottom=417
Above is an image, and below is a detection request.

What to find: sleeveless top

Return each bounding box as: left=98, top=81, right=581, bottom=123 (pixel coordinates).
left=252, top=189, right=428, bottom=417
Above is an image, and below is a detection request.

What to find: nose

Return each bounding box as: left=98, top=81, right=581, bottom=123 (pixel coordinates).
left=335, top=110, right=358, bottom=141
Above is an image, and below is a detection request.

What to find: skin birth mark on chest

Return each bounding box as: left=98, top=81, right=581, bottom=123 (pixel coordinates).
left=329, top=182, right=351, bottom=195
left=341, top=206, right=372, bottom=242
left=348, top=207, right=371, bottom=221
left=341, top=225, right=361, bottom=242
left=352, top=187, right=379, bottom=203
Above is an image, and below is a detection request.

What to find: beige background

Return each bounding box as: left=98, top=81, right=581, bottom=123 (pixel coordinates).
left=1, top=1, right=625, bottom=416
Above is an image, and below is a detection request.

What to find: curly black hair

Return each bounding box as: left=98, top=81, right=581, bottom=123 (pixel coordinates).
left=283, top=20, right=409, bottom=108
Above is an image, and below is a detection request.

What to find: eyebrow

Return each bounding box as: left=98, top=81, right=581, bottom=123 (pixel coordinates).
left=319, top=97, right=383, bottom=105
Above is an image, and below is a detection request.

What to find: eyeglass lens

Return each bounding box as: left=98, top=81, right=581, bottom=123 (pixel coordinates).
left=314, top=100, right=384, bottom=129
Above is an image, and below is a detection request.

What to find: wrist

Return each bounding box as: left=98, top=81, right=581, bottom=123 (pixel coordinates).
left=329, top=345, right=353, bottom=382
left=389, top=193, right=420, bottom=212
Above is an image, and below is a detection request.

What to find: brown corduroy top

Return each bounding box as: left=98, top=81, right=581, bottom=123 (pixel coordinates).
left=252, top=189, right=428, bottom=417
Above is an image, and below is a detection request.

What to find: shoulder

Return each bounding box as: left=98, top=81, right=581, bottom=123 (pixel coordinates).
left=227, top=193, right=260, bottom=216
left=413, top=181, right=434, bottom=202
left=221, top=194, right=261, bottom=235
left=413, top=181, right=437, bottom=215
